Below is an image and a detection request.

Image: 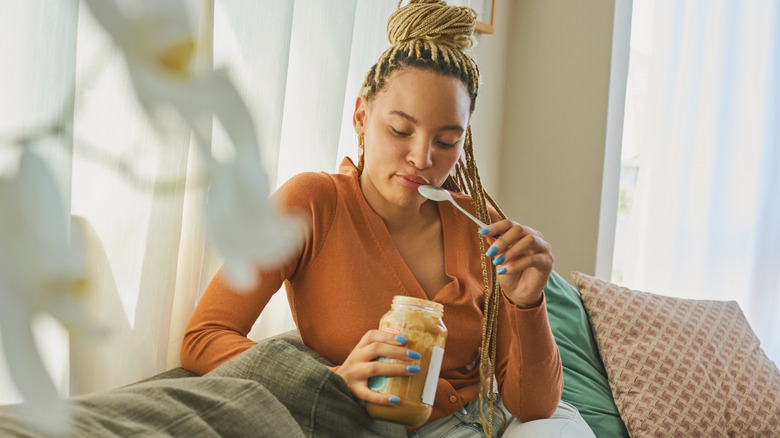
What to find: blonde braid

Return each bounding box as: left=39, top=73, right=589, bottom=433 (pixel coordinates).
left=359, top=2, right=506, bottom=435
left=449, top=127, right=507, bottom=437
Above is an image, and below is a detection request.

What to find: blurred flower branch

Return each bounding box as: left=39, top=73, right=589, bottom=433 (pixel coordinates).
left=0, top=0, right=305, bottom=433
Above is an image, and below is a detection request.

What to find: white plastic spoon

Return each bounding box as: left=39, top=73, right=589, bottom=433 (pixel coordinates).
left=418, top=185, right=489, bottom=229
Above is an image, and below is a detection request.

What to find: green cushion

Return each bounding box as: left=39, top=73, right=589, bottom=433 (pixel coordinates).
left=545, top=271, right=629, bottom=438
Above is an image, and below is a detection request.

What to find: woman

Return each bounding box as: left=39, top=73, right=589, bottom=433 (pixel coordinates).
left=182, top=1, right=594, bottom=436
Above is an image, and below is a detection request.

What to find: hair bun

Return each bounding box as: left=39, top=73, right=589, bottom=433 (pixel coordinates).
left=387, top=0, right=477, bottom=50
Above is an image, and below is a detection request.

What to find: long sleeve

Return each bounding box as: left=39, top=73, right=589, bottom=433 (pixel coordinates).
left=180, top=171, right=337, bottom=375
left=179, top=267, right=291, bottom=375
left=494, top=292, right=563, bottom=421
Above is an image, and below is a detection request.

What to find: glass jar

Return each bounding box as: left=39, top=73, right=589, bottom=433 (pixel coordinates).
left=365, top=296, right=448, bottom=427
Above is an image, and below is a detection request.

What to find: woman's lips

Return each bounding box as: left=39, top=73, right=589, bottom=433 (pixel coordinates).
left=395, top=173, right=430, bottom=190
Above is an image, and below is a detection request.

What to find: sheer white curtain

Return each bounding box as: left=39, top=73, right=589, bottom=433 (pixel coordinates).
left=0, top=0, right=80, bottom=405
left=0, top=0, right=400, bottom=404
left=614, top=0, right=780, bottom=363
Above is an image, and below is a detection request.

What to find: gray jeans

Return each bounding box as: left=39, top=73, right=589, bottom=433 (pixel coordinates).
left=209, top=331, right=594, bottom=438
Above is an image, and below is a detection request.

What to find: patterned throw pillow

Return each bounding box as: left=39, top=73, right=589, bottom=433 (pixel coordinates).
left=571, top=271, right=780, bottom=437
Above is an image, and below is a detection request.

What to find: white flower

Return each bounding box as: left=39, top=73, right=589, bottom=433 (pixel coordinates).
left=0, top=150, right=92, bottom=434
left=81, top=0, right=244, bottom=145
left=205, top=149, right=307, bottom=289
left=82, top=0, right=198, bottom=110
left=82, top=0, right=306, bottom=287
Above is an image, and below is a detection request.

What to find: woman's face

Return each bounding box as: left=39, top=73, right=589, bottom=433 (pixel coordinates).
left=354, top=68, right=471, bottom=212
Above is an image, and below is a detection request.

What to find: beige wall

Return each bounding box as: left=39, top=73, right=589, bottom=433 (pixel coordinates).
left=470, top=0, right=625, bottom=284
left=468, top=0, right=512, bottom=196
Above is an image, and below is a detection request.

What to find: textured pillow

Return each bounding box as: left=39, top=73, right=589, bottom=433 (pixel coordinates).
left=572, top=271, right=780, bottom=437
left=544, top=271, right=629, bottom=437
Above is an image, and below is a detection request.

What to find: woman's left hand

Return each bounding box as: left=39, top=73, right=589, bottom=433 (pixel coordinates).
left=479, top=220, right=553, bottom=308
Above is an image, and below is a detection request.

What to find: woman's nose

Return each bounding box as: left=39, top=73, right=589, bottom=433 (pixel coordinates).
left=407, top=138, right=433, bottom=169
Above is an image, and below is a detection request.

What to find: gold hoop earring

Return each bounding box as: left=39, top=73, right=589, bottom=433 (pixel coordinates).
left=357, top=135, right=365, bottom=172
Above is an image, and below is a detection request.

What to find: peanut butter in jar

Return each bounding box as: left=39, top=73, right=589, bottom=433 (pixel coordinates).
left=366, top=296, right=448, bottom=427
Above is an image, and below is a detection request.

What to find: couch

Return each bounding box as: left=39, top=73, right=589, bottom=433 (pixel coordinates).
left=134, top=270, right=780, bottom=436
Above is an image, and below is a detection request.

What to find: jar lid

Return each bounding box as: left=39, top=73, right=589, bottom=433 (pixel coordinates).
left=392, top=295, right=444, bottom=315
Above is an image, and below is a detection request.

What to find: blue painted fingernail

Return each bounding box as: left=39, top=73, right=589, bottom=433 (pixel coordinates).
left=395, top=335, right=407, bottom=344
left=492, top=255, right=505, bottom=266
left=407, top=350, right=421, bottom=360
left=407, top=365, right=421, bottom=373
left=497, top=267, right=507, bottom=275
left=485, top=246, right=498, bottom=258
left=479, top=227, right=491, bottom=235
left=389, top=396, right=401, bottom=404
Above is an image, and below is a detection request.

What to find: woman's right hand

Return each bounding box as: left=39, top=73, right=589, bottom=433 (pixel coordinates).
left=335, top=329, right=421, bottom=405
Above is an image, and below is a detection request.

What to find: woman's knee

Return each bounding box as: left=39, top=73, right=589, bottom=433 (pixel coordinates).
left=502, top=401, right=595, bottom=438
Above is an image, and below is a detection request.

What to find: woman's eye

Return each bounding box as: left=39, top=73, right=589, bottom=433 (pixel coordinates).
left=391, top=128, right=410, bottom=137
left=437, top=140, right=457, bottom=148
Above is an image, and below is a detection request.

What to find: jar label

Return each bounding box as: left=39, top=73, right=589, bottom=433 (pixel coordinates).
left=421, top=346, right=444, bottom=405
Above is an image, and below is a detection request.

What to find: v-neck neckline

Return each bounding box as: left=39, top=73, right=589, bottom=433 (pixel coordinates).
left=344, top=162, right=458, bottom=304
